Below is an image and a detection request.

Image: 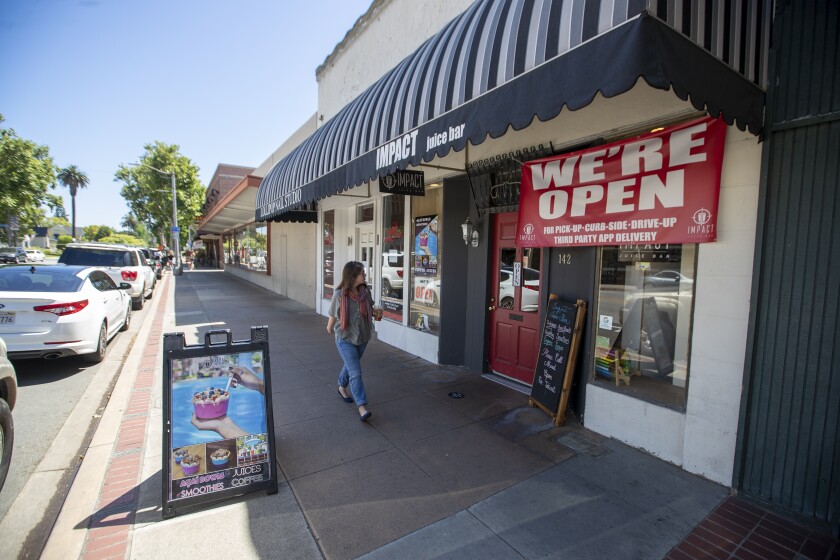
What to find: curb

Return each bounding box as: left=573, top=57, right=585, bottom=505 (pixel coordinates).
left=41, top=274, right=172, bottom=560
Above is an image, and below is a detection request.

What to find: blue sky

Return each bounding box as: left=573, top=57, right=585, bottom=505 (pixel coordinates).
left=0, top=0, right=372, bottom=229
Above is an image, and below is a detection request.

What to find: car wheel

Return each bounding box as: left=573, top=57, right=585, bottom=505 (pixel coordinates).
left=0, top=398, right=13, bottom=492
left=383, top=278, right=392, bottom=296
left=500, top=297, right=514, bottom=309
left=84, top=322, right=108, bottom=364
left=132, top=288, right=145, bottom=310
left=119, top=303, right=131, bottom=332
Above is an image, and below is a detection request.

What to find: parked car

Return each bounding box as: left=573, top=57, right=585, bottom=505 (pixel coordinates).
left=249, top=250, right=267, bottom=270
left=0, top=247, right=27, bottom=264
left=0, top=264, right=132, bottom=362
left=382, top=251, right=404, bottom=296
left=58, top=243, right=155, bottom=309
left=645, top=269, right=694, bottom=289
left=138, top=247, right=162, bottom=279
left=24, top=249, right=46, bottom=263
left=0, top=336, right=16, bottom=492
left=499, top=266, right=541, bottom=312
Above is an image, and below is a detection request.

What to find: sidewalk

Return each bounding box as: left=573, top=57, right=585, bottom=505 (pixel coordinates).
left=42, top=269, right=838, bottom=559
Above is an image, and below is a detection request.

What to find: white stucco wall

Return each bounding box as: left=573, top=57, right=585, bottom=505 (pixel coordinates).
left=269, top=222, right=318, bottom=307
left=585, top=126, right=761, bottom=485
left=316, top=0, right=474, bottom=121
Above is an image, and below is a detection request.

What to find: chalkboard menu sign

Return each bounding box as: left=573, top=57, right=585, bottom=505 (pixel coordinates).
left=162, top=327, right=278, bottom=518
left=529, top=297, right=587, bottom=426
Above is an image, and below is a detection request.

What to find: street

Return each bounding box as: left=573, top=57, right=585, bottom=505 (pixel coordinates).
left=0, top=268, right=158, bottom=559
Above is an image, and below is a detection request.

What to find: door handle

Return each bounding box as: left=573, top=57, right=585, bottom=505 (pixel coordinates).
left=488, top=297, right=496, bottom=311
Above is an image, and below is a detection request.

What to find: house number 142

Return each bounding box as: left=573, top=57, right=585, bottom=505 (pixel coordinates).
left=558, top=254, right=572, bottom=265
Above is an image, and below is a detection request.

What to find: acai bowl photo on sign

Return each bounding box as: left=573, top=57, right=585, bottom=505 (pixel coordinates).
left=170, top=351, right=267, bottom=449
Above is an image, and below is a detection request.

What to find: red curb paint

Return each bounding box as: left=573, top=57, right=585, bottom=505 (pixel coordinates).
left=84, top=530, right=129, bottom=552
left=82, top=541, right=127, bottom=560
left=87, top=524, right=129, bottom=541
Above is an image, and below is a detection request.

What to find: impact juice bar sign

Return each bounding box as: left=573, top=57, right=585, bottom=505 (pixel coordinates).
left=517, top=117, right=726, bottom=247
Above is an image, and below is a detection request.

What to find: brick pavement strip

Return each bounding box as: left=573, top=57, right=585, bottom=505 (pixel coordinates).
left=79, top=276, right=171, bottom=560
left=665, top=496, right=839, bottom=560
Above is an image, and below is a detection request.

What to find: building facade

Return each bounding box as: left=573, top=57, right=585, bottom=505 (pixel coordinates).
left=250, top=0, right=836, bottom=532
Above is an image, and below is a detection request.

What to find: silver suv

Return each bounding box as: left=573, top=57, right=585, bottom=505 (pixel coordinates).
left=58, top=243, right=155, bottom=309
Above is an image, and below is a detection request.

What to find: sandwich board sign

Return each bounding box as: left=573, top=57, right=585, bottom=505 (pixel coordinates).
left=162, top=327, right=278, bottom=518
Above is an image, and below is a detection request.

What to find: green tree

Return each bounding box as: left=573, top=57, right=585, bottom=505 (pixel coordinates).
left=57, top=164, right=89, bottom=239
left=120, top=213, right=153, bottom=245
left=83, top=225, right=114, bottom=241
left=115, top=141, right=204, bottom=249
left=0, top=114, right=57, bottom=244
left=99, top=233, right=144, bottom=246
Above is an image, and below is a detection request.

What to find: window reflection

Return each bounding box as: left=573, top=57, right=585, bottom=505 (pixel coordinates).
left=221, top=225, right=268, bottom=271
left=323, top=210, right=335, bottom=299
left=409, top=187, right=442, bottom=334
left=593, top=244, right=696, bottom=409
left=497, top=248, right=516, bottom=309
left=520, top=248, right=541, bottom=313
left=380, top=196, right=404, bottom=322
left=496, top=248, right=541, bottom=312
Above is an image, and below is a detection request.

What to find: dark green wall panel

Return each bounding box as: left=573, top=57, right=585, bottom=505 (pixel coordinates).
left=737, top=0, right=840, bottom=533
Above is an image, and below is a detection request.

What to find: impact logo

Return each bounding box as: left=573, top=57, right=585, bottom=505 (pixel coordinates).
left=519, top=222, right=536, bottom=243
left=687, top=207, right=715, bottom=237
left=692, top=208, right=712, bottom=226
left=380, top=175, right=396, bottom=190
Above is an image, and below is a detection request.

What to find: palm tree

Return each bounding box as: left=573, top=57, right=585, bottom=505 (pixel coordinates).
left=57, top=165, right=89, bottom=240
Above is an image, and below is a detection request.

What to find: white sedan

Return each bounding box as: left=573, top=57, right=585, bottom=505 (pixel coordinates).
left=0, top=264, right=132, bottom=363
left=25, top=249, right=46, bottom=263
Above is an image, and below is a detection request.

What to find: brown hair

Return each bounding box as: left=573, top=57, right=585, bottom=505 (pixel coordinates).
left=337, top=261, right=368, bottom=293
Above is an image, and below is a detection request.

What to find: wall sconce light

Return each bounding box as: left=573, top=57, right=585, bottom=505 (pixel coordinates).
left=461, top=217, right=479, bottom=247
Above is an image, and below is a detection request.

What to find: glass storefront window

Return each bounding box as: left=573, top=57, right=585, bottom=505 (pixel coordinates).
left=357, top=203, right=374, bottom=223
left=409, top=187, right=442, bottom=335
left=323, top=210, right=335, bottom=299
left=223, top=234, right=233, bottom=265
left=380, top=196, right=404, bottom=323
left=495, top=247, right=541, bottom=313
left=221, top=224, right=268, bottom=271
left=593, top=244, right=696, bottom=409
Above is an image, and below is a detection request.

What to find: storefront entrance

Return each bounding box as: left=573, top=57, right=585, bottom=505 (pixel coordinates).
left=488, top=212, right=542, bottom=384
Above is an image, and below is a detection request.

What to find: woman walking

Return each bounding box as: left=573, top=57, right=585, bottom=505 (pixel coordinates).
left=327, top=261, right=378, bottom=422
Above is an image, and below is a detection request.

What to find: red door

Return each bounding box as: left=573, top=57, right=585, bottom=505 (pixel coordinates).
left=488, top=212, right=543, bottom=384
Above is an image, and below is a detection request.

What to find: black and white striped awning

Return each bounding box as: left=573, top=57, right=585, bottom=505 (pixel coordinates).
left=257, top=0, right=768, bottom=222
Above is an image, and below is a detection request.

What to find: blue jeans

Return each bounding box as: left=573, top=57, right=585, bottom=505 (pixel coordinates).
left=336, top=338, right=368, bottom=406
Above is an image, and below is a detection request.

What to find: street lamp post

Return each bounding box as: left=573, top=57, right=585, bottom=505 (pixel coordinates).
left=130, top=163, right=181, bottom=276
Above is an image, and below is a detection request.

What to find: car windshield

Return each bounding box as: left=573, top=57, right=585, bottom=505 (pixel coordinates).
left=0, top=268, right=83, bottom=292
left=0, top=247, right=14, bottom=252
left=59, top=247, right=133, bottom=267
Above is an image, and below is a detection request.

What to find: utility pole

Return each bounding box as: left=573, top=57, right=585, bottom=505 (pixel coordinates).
left=170, top=171, right=181, bottom=275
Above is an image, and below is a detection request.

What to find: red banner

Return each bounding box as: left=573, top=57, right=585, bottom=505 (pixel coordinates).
left=517, top=117, right=726, bottom=247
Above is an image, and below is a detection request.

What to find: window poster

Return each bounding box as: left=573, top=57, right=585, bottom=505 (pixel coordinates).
left=168, top=350, right=271, bottom=503
left=413, top=214, right=439, bottom=277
